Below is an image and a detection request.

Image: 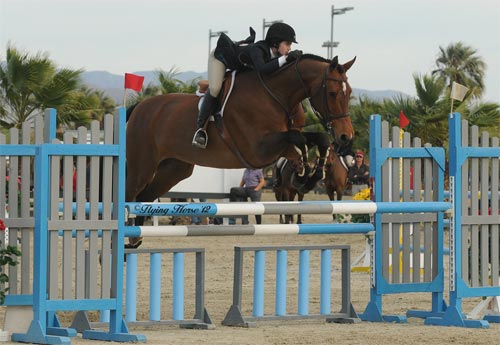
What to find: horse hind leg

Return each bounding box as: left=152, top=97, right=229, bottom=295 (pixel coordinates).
left=126, top=152, right=159, bottom=203
left=124, top=155, right=159, bottom=248
left=325, top=180, right=337, bottom=222
left=279, top=190, right=294, bottom=224
left=285, top=189, right=297, bottom=224
left=136, top=159, right=195, bottom=202
left=127, top=159, right=195, bottom=247
left=297, top=192, right=304, bottom=224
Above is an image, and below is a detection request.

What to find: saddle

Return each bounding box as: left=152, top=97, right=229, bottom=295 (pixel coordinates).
left=196, top=72, right=256, bottom=168
left=196, top=71, right=237, bottom=117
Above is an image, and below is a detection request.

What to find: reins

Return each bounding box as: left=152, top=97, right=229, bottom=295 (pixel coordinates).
left=294, top=58, right=350, bottom=132
left=255, top=56, right=351, bottom=131
left=256, top=71, right=303, bottom=129
left=256, top=71, right=292, bottom=124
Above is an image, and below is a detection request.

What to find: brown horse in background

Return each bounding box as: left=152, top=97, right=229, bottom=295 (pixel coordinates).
left=324, top=145, right=349, bottom=203
left=273, top=158, right=306, bottom=224
left=274, top=146, right=349, bottom=224
left=126, top=55, right=355, bottom=223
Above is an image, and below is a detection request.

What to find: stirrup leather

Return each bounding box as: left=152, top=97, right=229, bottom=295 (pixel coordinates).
left=192, top=128, right=208, bottom=149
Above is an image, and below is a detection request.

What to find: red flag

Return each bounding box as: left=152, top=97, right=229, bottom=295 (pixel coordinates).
left=399, top=110, right=409, bottom=129
left=124, top=73, right=144, bottom=92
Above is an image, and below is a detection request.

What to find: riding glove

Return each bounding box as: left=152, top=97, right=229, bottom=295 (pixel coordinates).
left=286, top=50, right=303, bottom=63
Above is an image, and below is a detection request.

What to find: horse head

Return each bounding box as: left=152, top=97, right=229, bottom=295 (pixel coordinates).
left=295, top=55, right=356, bottom=151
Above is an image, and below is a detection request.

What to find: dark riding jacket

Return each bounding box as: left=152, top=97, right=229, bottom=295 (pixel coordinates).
left=214, top=31, right=282, bottom=74
left=238, top=41, right=282, bottom=74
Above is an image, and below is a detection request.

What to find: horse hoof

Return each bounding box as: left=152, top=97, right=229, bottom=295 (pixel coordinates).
left=310, top=168, right=324, bottom=181
left=291, top=174, right=306, bottom=190
left=125, top=239, right=143, bottom=249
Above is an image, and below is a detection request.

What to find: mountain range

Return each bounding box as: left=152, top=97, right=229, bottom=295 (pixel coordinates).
left=81, top=70, right=408, bottom=103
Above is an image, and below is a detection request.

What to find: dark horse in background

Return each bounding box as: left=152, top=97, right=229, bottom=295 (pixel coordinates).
left=125, top=55, right=355, bottom=246
left=273, top=145, right=349, bottom=224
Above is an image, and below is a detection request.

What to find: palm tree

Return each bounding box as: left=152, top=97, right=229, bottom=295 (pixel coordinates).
left=381, top=73, right=499, bottom=148
left=348, top=42, right=495, bottom=151
left=158, top=67, right=185, bottom=94
left=465, top=102, right=500, bottom=137
left=70, top=87, right=116, bottom=128
left=0, top=45, right=92, bottom=129
left=178, top=77, right=201, bottom=94
left=400, top=74, right=450, bottom=147
left=432, top=42, right=486, bottom=98
left=158, top=67, right=203, bottom=94
left=349, top=96, right=386, bottom=153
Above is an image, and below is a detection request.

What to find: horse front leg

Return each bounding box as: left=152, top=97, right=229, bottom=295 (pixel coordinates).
left=305, top=145, right=330, bottom=192
left=314, top=144, right=330, bottom=179
left=303, top=133, right=331, bottom=192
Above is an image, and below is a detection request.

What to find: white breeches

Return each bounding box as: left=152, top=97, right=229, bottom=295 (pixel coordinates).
left=207, top=51, right=226, bottom=97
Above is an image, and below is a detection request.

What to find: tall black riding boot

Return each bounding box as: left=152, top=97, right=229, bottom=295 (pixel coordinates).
left=192, top=90, right=218, bottom=149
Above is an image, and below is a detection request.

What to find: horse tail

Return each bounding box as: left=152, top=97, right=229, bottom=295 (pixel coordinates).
left=126, top=102, right=140, bottom=122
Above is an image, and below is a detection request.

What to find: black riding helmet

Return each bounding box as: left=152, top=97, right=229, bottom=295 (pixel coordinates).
left=265, top=23, right=298, bottom=46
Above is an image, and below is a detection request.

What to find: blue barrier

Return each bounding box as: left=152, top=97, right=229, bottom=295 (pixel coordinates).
left=126, top=201, right=451, bottom=217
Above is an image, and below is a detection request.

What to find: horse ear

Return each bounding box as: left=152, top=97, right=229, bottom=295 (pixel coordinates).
left=342, top=56, right=356, bottom=72
left=329, top=56, right=339, bottom=72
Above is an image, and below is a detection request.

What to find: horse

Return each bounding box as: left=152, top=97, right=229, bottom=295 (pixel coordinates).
left=125, top=55, right=355, bottom=246
left=324, top=145, right=349, bottom=204
left=273, top=146, right=349, bottom=224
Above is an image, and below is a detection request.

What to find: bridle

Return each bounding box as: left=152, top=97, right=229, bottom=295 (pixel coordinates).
left=256, top=56, right=350, bottom=130
left=294, top=57, right=351, bottom=132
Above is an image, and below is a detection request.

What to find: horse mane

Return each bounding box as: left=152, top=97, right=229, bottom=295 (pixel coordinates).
left=276, top=53, right=346, bottom=75
left=301, top=54, right=346, bottom=74
left=301, top=53, right=330, bottom=63
left=126, top=102, right=140, bottom=122
left=273, top=53, right=329, bottom=76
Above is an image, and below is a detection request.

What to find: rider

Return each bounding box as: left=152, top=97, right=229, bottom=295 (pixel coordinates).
left=192, top=22, right=303, bottom=149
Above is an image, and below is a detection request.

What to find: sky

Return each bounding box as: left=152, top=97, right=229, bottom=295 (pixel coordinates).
left=1, top=0, right=499, bottom=102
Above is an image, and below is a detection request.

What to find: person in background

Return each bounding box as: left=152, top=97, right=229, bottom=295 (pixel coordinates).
left=228, top=168, right=266, bottom=224
left=190, top=198, right=208, bottom=225
left=348, top=150, right=370, bottom=196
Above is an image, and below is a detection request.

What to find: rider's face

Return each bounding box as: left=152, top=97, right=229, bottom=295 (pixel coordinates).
left=278, top=41, right=292, bottom=56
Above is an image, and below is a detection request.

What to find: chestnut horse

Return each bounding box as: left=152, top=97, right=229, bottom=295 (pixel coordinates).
left=126, top=55, right=355, bottom=222
left=324, top=146, right=350, bottom=203
left=273, top=146, right=349, bottom=224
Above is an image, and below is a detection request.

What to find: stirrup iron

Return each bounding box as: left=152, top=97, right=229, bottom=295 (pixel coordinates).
left=192, top=128, right=208, bottom=149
